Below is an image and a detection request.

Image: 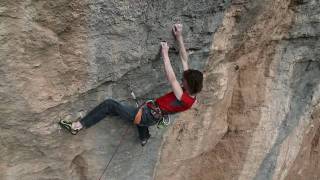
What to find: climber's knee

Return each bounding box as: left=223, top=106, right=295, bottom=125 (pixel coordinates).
left=102, top=98, right=119, bottom=108
left=104, top=98, right=116, bottom=104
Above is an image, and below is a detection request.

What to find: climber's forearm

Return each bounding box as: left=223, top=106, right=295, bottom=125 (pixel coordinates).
left=177, top=36, right=188, bottom=62
left=163, top=55, right=177, bottom=82
left=161, top=41, right=183, bottom=100
left=176, top=35, right=189, bottom=70
left=173, top=24, right=189, bottom=70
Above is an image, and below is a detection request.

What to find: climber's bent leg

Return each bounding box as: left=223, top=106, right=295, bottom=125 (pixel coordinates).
left=137, top=125, right=150, bottom=146
left=80, top=99, right=137, bottom=128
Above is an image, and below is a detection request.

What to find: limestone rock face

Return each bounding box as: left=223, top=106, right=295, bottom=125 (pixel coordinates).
left=1, top=0, right=320, bottom=180
left=154, top=0, right=320, bottom=180
left=0, top=0, right=227, bottom=179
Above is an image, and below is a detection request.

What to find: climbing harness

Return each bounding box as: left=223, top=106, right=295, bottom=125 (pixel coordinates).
left=134, top=99, right=171, bottom=128
left=146, top=100, right=171, bottom=129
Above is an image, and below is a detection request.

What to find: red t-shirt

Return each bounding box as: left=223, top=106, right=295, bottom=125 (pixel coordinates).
left=149, top=90, right=196, bottom=114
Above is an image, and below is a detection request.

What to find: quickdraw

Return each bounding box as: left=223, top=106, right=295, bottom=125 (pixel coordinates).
left=145, top=100, right=171, bottom=128
left=157, top=115, right=170, bottom=129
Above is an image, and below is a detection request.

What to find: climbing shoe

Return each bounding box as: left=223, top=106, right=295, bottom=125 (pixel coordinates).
left=141, top=139, right=148, bottom=146
left=140, top=134, right=151, bottom=146
left=59, top=119, right=79, bottom=135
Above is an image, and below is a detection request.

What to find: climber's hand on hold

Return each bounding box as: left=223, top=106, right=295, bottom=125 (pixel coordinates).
left=172, top=23, right=189, bottom=70
left=172, top=24, right=183, bottom=38
left=161, top=41, right=169, bottom=59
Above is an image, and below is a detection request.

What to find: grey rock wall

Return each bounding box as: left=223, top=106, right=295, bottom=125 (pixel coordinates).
left=0, top=0, right=228, bottom=179
left=4, top=0, right=319, bottom=180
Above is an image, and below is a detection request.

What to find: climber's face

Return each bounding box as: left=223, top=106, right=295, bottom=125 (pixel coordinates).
left=182, top=78, right=190, bottom=93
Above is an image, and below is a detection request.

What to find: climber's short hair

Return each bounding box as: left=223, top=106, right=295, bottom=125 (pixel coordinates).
left=183, top=69, right=203, bottom=95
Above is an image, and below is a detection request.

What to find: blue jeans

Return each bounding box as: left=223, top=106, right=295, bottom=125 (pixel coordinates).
left=80, top=99, right=158, bottom=140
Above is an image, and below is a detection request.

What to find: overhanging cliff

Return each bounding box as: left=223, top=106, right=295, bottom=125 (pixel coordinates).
left=155, top=0, right=320, bottom=180
left=1, top=0, right=320, bottom=180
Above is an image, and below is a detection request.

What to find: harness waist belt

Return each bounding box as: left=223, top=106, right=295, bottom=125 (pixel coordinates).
left=134, top=108, right=143, bottom=125
left=134, top=100, right=167, bottom=125
left=147, top=101, right=168, bottom=119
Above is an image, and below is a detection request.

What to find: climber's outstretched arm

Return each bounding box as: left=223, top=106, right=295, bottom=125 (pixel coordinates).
left=161, top=42, right=183, bottom=100
left=173, top=24, right=189, bottom=71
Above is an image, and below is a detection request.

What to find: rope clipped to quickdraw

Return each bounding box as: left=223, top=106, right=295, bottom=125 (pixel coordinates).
left=127, top=82, right=140, bottom=107
left=97, top=80, right=138, bottom=180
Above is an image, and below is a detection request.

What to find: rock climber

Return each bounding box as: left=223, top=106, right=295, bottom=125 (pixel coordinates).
left=59, top=23, right=203, bottom=146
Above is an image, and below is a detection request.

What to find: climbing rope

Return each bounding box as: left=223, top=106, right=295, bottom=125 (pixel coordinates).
left=97, top=125, right=131, bottom=180
left=97, top=80, right=139, bottom=180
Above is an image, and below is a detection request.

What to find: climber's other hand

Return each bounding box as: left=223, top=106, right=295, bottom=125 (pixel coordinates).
left=161, top=41, right=169, bottom=57
left=172, top=24, right=183, bottom=37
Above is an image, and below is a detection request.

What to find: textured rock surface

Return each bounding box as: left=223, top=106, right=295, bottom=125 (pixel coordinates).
left=1, top=0, right=320, bottom=180
left=0, top=0, right=227, bottom=179
left=154, top=0, right=320, bottom=180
